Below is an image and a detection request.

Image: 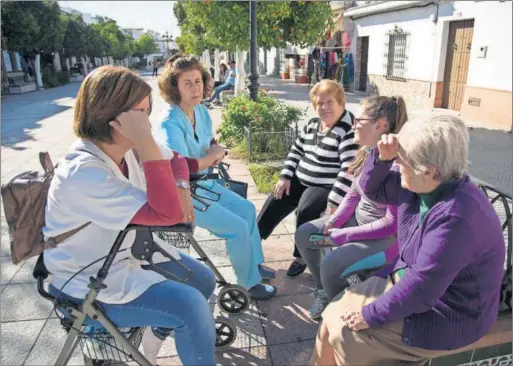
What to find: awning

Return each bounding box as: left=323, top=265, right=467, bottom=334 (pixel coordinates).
left=344, top=0, right=433, bottom=20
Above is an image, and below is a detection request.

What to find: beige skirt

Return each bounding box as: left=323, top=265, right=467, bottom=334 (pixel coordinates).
left=321, top=275, right=459, bottom=365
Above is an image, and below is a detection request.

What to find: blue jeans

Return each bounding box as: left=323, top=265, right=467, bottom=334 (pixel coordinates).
left=194, top=180, right=264, bottom=288
left=209, top=83, right=233, bottom=102
left=50, top=253, right=217, bottom=365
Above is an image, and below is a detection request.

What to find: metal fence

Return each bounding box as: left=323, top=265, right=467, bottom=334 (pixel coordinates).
left=244, top=123, right=298, bottom=163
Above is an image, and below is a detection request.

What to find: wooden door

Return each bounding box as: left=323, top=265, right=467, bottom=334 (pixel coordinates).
left=442, top=20, right=474, bottom=110
left=359, top=36, right=369, bottom=91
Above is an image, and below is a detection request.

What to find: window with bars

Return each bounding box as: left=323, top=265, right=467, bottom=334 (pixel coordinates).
left=385, top=28, right=408, bottom=80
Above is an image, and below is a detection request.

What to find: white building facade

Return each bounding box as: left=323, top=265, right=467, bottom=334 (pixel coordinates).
left=345, top=0, right=512, bottom=130
left=122, top=28, right=145, bottom=41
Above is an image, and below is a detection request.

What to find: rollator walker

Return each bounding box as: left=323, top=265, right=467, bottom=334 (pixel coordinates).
left=34, top=163, right=250, bottom=365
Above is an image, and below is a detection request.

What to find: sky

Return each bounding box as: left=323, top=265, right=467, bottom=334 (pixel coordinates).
left=58, top=1, right=180, bottom=36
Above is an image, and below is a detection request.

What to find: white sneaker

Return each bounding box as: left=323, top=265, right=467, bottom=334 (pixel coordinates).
left=141, top=327, right=164, bottom=365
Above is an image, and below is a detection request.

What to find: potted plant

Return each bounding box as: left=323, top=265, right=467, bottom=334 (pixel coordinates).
left=280, top=66, right=290, bottom=80
left=295, top=69, right=309, bottom=84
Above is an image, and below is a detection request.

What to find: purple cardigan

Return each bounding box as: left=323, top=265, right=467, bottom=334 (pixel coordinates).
left=359, top=148, right=505, bottom=350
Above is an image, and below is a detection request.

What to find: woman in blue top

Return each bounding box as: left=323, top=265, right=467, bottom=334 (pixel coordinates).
left=154, top=55, right=277, bottom=300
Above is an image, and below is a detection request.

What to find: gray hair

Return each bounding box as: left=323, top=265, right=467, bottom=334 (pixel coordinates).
left=398, top=115, right=469, bottom=181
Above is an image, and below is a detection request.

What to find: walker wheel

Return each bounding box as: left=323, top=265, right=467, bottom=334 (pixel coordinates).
left=215, top=317, right=237, bottom=351
left=217, top=284, right=250, bottom=314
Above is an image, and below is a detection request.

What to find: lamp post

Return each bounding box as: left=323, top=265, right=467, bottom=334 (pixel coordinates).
left=247, top=0, right=259, bottom=101
left=162, top=31, right=172, bottom=57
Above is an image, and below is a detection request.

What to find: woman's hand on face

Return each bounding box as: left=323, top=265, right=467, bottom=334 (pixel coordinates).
left=274, top=179, right=291, bottom=200
left=109, top=110, right=152, bottom=143
left=341, top=308, right=369, bottom=332
left=377, top=134, right=400, bottom=161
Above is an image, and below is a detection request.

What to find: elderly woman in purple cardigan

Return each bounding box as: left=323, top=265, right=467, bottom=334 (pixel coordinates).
left=311, top=115, right=506, bottom=366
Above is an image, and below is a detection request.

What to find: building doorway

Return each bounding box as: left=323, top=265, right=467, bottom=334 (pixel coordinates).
left=359, top=36, right=369, bottom=92
left=442, top=19, right=474, bottom=111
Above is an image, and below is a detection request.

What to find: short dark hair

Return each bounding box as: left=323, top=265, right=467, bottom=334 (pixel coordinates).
left=229, top=60, right=236, bottom=65
left=74, top=66, right=152, bottom=143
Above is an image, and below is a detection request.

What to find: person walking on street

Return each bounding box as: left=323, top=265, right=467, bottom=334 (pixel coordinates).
left=152, top=59, right=160, bottom=77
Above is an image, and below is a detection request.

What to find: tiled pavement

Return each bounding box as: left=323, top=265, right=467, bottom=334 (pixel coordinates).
left=1, top=74, right=511, bottom=365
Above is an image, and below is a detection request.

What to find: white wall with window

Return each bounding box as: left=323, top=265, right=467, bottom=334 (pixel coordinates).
left=348, top=1, right=512, bottom=87
left=349, top=4, right=439, bottom=82
left=346, top=0, right=512, bottom=128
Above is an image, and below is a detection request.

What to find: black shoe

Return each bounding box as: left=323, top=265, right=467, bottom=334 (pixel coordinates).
left=287, top=259, right=307, bottom=277
left=249, top=284, right=278, bottom=300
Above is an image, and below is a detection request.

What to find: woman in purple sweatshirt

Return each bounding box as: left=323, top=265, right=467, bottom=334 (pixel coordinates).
left=310, top=115, right=505, bottom=365
left=295, top=95, right=408, bottom=320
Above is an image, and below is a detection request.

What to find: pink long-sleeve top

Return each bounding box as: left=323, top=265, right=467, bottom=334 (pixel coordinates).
left=327, top=173, right=398, bottom=248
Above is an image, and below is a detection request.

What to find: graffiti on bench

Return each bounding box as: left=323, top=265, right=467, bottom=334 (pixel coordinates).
left=459, top=354, right=512, bottom=366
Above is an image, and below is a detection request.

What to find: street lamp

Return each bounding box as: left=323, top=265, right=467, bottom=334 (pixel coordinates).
left=247, top=0, right=259, bottom=101
left=162, top=31, right=172, bottom=57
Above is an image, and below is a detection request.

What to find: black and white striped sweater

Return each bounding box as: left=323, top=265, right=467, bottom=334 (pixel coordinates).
left=279, top=110, right=358, bottom=205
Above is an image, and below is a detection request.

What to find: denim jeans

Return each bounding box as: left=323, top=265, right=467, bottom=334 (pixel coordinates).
left=209, top=83, right=233, bottom=102
left=50, top=252, right=217, bottom=365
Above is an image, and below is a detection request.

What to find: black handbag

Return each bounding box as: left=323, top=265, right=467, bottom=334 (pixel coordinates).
left=213, top=179, right=248, bottom=198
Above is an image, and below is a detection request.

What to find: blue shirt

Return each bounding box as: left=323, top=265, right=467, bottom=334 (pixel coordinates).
left=226, top=68, right=236, bottom=86
left=153, top=104, right=214, bottom=173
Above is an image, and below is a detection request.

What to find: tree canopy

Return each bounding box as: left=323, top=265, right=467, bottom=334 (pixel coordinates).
left=1, top=1, right=160, bottom=60
left=1, top=1, right=65, bottom=55
left=61, top=13, right=88, bottom=58
left=175, top=1, right=334, bottom=54
left=133, top=34, right=158, bottom=57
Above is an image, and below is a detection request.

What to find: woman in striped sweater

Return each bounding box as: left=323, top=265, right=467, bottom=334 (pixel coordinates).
left=257, top=80, right=358, bottom=277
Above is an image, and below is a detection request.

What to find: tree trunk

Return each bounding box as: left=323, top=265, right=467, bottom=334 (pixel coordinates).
left=53, top=52, right=62, bottom=72
left=263, top=49, right=268, bottom=75
left=81, top=56, right=88, bottom=75
left=214, top=49, right=221, bottom=81
left=235, top=50, right=246, bottom=96
left=34, top=53, right=43, bottom=89
left=274, top=48, right=281, bottom=77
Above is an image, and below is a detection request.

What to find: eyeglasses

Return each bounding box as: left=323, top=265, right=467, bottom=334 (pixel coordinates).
left=354, top=118, right=375, bottom=126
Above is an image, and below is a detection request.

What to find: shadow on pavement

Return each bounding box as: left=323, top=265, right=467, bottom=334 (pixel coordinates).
left=1, top=83, right=80, bottom=149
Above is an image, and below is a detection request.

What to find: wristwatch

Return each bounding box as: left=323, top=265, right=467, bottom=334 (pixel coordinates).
left=176, top=180, right=190, bottom=189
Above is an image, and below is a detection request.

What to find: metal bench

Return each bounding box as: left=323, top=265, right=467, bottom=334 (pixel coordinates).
left=220, top=89, right=235, bottom=106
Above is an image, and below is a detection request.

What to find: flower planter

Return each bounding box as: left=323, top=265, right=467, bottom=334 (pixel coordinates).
left=295, top=75, right=309, bottom=84
left=280, top=71, right=290, bottom=80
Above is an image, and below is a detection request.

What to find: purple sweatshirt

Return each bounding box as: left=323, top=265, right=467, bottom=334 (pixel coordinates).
left=329, top=181, right=398, bottom=246
left=359, top=148, right=505, bottom=350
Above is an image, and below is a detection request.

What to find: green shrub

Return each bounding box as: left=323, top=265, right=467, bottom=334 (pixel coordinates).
left=56, top=71, right=70, bottom=85
left=248, top=164, right=281, bottom=194
left=42, top=67, right=61, bottom=88
left=218, top=92, right=304, bottom=148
